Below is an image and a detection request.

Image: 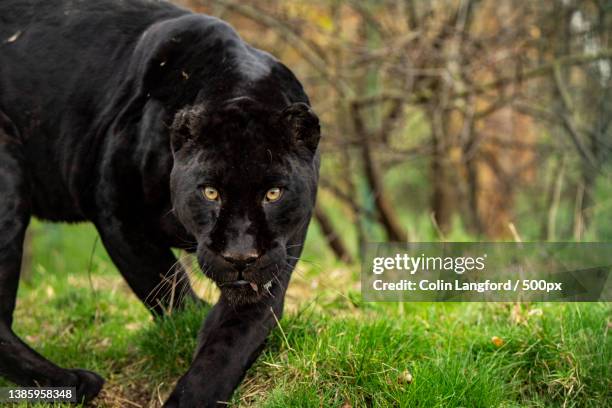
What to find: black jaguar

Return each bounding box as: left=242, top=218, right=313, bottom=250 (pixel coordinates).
left=0, top=0, right=320, bottom=406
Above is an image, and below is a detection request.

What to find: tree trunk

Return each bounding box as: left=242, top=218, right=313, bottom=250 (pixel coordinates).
left=314, top=205, right=353, bottom=264
left=429, top=108, right=455, bottom=233
left=351, top=104, right=410, bottom=242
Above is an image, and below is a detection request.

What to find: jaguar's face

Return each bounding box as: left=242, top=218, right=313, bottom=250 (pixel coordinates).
left=169, top=98, right=320, bottom=304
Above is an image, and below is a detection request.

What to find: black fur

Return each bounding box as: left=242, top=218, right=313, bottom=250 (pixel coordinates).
left=0, top=1, right=320, bottom=406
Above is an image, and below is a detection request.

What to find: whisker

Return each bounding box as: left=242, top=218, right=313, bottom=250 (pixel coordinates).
left=145, top=251, right=194, bottom=308
left=286, top=255, right=322, bottom=269
left=273, top=264, right=284, bottom=286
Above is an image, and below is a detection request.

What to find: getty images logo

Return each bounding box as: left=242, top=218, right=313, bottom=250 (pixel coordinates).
left=372, top=253, right=487, bottom=275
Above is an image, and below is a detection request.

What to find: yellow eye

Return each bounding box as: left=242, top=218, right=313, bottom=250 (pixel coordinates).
left=202, top=187, right=220, bottom=201
left=265, top=187, right=283, bottom=202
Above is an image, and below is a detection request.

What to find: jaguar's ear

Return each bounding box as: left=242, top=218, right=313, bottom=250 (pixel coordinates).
left=280, top=102, right=321, bottom=153
left=170, top=105, right=207, bottom=151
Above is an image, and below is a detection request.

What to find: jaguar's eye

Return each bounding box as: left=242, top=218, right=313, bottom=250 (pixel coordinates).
left=264, top=187, right=283, bottom=203
left=202, top=187, right=220, bottom=201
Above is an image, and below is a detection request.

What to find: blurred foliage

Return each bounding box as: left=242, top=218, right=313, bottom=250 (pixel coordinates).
left=174, top=0, right=612, bottom=263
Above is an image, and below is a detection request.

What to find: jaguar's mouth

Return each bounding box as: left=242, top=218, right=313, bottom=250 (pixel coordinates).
left=218, top=279, right=274, bottom=293
left=218, top=279, right=251, bottom=288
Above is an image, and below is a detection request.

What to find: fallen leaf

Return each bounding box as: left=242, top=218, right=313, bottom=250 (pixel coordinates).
left=125, top=322, right=142, bottom=331
left=491, top=336, right=504, bottom=347
left=98, top=338, right=111, bottom=348
left=528, top=308, right=543, bottom=317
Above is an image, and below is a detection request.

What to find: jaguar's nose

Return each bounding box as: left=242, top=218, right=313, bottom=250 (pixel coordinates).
left=221, top=251, right=259, bottom=272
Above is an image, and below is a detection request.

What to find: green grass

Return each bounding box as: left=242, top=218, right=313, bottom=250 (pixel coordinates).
left=244, top=303, right=611, bottom=408
left=1, top=222, right=610, bottom=407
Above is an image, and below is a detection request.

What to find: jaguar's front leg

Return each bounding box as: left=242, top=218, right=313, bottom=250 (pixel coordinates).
left=95, top=217, right=200, bottom=316
left=163, top=275, right=288, bottom=408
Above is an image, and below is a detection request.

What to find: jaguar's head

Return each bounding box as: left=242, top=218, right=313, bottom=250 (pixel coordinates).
left=169, top=97, right=320, bottom=304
